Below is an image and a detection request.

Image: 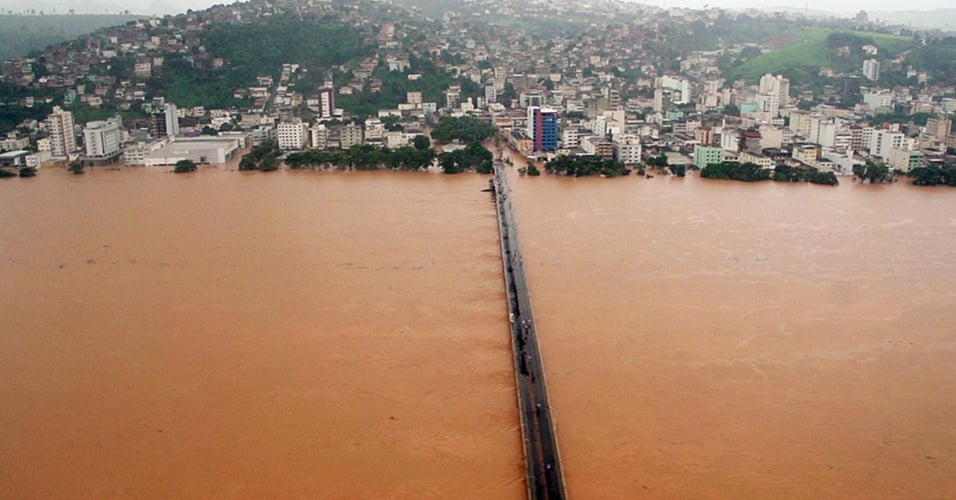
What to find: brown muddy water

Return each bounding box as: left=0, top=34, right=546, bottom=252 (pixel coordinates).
left=505, top=169, right=956, bottom=499
left=1, top=165, right=955, bottom=499
left=0, top=167, right=523, bottom=498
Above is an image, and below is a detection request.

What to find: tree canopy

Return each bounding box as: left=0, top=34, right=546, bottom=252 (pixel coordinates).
left=700, top=162, right=771, bottom=182
left=853, top=161, right=890, bottom=183
left=286, top=144, right=436, bottom=171
left=430, top=116, right=496, bottom=143
left=173, top=159, right=197, bottom=173
left=545, top=155, right=630, bottom=177
left=437, top=141, right=492, bottom=174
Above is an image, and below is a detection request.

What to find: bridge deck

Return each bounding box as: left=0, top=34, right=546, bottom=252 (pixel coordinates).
left=492, top=159, right=566, bottom=500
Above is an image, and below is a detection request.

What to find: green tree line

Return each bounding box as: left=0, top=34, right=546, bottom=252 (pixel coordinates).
left=545, top=155, right=630, bottom=177
left=285, top=143, right=436, bottom=171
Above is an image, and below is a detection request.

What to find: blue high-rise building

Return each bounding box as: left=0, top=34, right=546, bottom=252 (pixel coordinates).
left=527, top=106, right=559, bottom=152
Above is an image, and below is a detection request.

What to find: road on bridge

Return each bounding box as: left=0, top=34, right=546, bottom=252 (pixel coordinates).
left=492, top=158, right=566, bottom=500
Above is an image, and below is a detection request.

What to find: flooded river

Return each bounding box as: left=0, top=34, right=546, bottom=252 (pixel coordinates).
left=506, top=169, right=956, bottom=498
left=1, top=165, right=954, bottom=498
left=0, top=167, right=523, bottom=498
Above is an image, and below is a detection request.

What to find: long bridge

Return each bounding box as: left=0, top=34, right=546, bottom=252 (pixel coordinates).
left=491, top=158, right=567, bottom=500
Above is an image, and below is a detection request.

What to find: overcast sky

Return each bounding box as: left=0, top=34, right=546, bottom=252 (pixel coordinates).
left=1, top=0, right=948, bottom=16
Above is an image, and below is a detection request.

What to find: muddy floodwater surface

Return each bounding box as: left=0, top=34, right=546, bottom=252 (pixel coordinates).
left=505, top=169, right=956, bottom=498
left=1, top=165, right=955, bottom=498
left=0, top=167, right=523, bottom=498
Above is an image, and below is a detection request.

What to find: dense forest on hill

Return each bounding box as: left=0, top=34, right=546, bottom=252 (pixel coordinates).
left=0, top=14, right=140, bottom=61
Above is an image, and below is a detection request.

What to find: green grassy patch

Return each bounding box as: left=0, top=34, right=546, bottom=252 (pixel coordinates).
left=726, top=28, right=913, bottom=84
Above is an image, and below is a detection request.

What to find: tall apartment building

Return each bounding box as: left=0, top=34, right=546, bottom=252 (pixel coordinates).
left=870, top=129, right=905, bottom=159
left=863, top=59, right=881, bottom=81
left=317, top=82, right=335, bottom=119
left=83, top=117, right=123, bottom=159
left=485, top=84, right=497, bottom=105
left=758, top=73, right=790, bottom=107
left=755, top=93, right=780, bottom=116
left=926, top=116, right=952, bottom=141
left=445, top=85, right=461, bottom=110
left=526, top=106, right=558, bottom=152
left=47, top=106, right=76, bottom=157
left=165, top=104, right=180, bottom=137
left=494, top=66, right=508, bottom=91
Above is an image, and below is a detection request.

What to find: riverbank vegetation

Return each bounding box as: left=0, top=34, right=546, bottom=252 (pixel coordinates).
left=700, top=162, right=771, bottom=182
left=239, top=141, right=281, bottom=172
left=173, top=160, right=197, bottom=173
left=702, top=162, right=839, bottom=185
left=286, top=143, right=436, bottom=171
left=852, top=161, right=890, bottom=184
left=773, top=164, right=839, bottom=185
left=545, top=155, right=630, bottom=177
left=436, top=141, right=492, bottom=174
left=908, top=164, right=956, bottom=186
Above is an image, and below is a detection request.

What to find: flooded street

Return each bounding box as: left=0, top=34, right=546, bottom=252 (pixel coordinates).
left=2, top=165, right=955, bottom=498
left=506, top=170, right=956, bottom=498
left=0, top=167, right=523, bottom=498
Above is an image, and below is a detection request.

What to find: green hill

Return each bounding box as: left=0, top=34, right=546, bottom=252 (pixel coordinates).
left=725, top=28, right=915, bottom=84
left=0, top=14, right=141, bottom=62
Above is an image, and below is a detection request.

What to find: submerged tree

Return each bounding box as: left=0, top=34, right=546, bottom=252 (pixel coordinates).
left=173, top=159, right=197, bottom=173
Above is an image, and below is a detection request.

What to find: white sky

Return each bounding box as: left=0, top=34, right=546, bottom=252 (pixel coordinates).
left=1, top=0, right=948, bottom=16
left=630, top=0, right=946, bottom=13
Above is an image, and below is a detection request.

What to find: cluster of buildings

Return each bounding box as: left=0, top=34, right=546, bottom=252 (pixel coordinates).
left=1, top=0, right=955, bottom=175
left=0, top=103, right=246, bottom=169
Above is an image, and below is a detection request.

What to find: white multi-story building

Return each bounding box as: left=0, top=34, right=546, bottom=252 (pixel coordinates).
left=384, top=131, right=406, bottom=149
left=0, top=135, right=30, bottom=152
left=164, top=104, right=180, bottom=137
left=758, top=73, right=790, bottom=107
left=859, top=127, right=875, bottom=152
left=720, top=128, right=740, bottom=152
left=863, top=59, right=880, bottom=81
left=561, top=127, right=580, bottom=149
left=870, top=129, right=905, bottom=159
left=277, top=119, right=309, bottom=150
left=613, top=134, right=642, bottom=164
left=47, top=106, right=76, bottom=157
left=809, top=118, right=837, bottom=148
left=792, top=144, right=819, bottom=164
left=787, top=110, right=812, bottom=136
left=364, top=119, right=385, bottom=142
left=755, top=93, right=780, bottom=116
left=83, top=118, right=123, bottom=159
left=863, top=91, right=893, bottom=112
left=759, top=126, right=786, bottom=149
left=739, top=150, right=774, bottom=169
left=485, top=85, right=497, bottom=105
left=317, top=82, right=335, bottom=119
left=310, top=124, right=328, bottom=150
